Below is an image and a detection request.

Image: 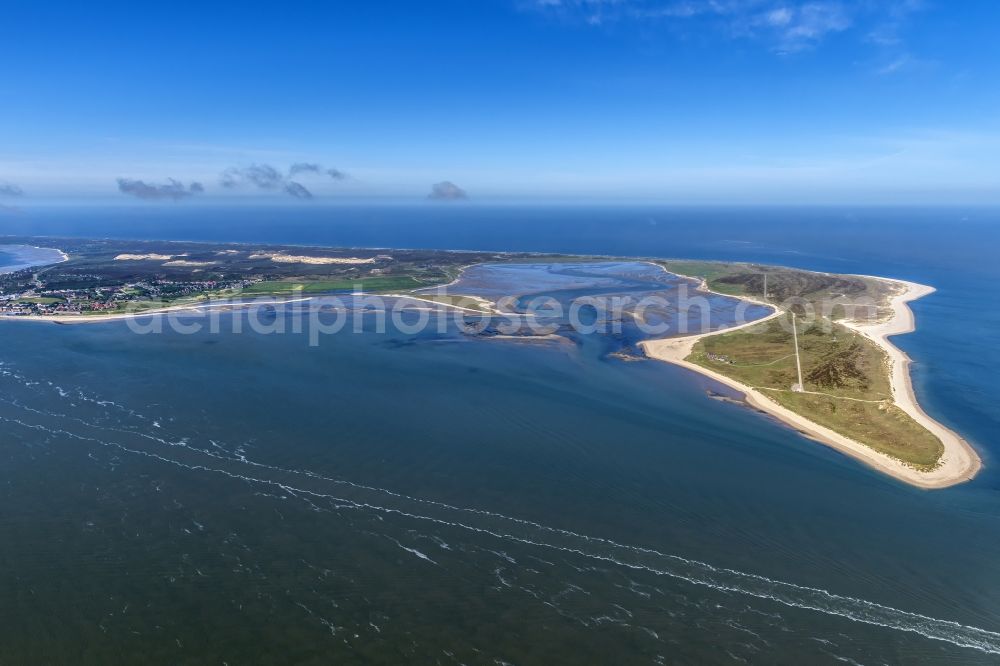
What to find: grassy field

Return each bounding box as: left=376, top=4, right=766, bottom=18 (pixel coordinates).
left=688, top=313, right=943, bottom=468
left=658, top=260, right=748, bottom=295
left=659, top=260, right=894, bottom=317
left=74, top=295, right=210, bottom=315
left=766, top=391, right=943, bottom=468
left=240, top=276, right=428, bottom=295
left=16, top=296, right=65, bottom=305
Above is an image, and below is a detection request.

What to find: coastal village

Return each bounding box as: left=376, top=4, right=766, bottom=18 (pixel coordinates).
left=0, top=239, right=514, bottom=318
left=0, top=265, right=261, bottom=316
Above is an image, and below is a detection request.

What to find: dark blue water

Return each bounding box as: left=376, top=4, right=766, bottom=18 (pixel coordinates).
left=1, top=205, right=998, bottom=664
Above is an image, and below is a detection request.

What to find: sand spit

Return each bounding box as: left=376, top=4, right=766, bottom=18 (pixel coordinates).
left=640, top=273, right=981, bottom=489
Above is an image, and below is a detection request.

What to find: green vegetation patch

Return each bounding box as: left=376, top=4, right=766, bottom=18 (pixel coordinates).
left=766, top=391, right=943, bottom=469
left=659, top=261, right=747, bottom=295
left=692, top=315, right=890, bottom=399
left=16, top=296, right=65, bottom=305
left=659, top=260, right=894, bottom=312
left=240, top=275, right=427, bottom=295
left=688, top=313, right=943, bottom=467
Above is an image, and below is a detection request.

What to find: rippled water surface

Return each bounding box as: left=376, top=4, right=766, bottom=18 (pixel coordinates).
left=1, top=206, right=999, bottom=664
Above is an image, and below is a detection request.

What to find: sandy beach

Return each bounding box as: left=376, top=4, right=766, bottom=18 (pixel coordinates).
left=382, top=293, right=503, bottom=316
left=640, top=274, right=982, bottom=489
left=0, top=297, right=315, bottom=324
left=0, top=291, right=504, bottom=324
left=839, top=278, right=981, bottom=486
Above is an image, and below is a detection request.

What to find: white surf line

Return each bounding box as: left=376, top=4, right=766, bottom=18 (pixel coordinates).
left=7, top=369, right=983, bottom=654
left=385, top=536, right=439, bottom=565
left=5, top=386, right=999, bottom=654
left=1, top=411, right=999, bottom=655
left=3, top=365, right=994, bottom=644
left=0, top=368, right=156, bottom=422
left=0, top=366, right=991, bottom=654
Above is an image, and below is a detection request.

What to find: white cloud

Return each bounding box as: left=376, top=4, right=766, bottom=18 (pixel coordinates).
left=527, top=1, right=921, bottom=53
left=783, top=4, right=850, bottom=49
left=876, top=55, right=909, bottom=75
left=764, top=7, right=793, bottom=27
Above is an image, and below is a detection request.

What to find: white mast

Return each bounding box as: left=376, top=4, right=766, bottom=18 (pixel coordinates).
left=791, top=311, right=804, bottom=392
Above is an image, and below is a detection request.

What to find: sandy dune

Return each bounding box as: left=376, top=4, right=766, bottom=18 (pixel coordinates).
left=247, top=253, right=376, bottom=265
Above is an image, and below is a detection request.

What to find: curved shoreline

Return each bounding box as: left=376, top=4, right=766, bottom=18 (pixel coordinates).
left=0, top=249, right=985, bottom=488
left=0, top=296, right=315, bottom=324
left=0, top=292, right=506, bottom=324
left=0, top=244, right=69, bottom=275
left=640, top=274, right=981, bottom=489
left=839, top=278, right=981, bottom=486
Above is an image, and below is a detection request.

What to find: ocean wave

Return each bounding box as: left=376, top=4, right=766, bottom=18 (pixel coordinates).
left=1, top=375, right=999, bottom=656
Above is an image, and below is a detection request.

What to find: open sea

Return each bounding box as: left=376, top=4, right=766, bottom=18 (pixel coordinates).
left=1, top=205, right=999, bottom=664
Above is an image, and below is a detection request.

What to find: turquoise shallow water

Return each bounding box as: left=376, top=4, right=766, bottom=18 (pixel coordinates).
left=438, top=261, right=771, bottom=347
left=0, top=206, right=999, bottom=664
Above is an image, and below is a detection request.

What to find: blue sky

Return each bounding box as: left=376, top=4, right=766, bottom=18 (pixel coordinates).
left=1, top=0, right=999, bottom=204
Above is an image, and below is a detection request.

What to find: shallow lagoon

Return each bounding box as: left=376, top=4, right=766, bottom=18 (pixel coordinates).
left=439, top=261, right=771, bottom=348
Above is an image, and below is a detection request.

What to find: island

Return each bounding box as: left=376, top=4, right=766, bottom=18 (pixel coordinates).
left=0, top=236, right=981, bottom=489
left=644, top=261, right=981, bottom=489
